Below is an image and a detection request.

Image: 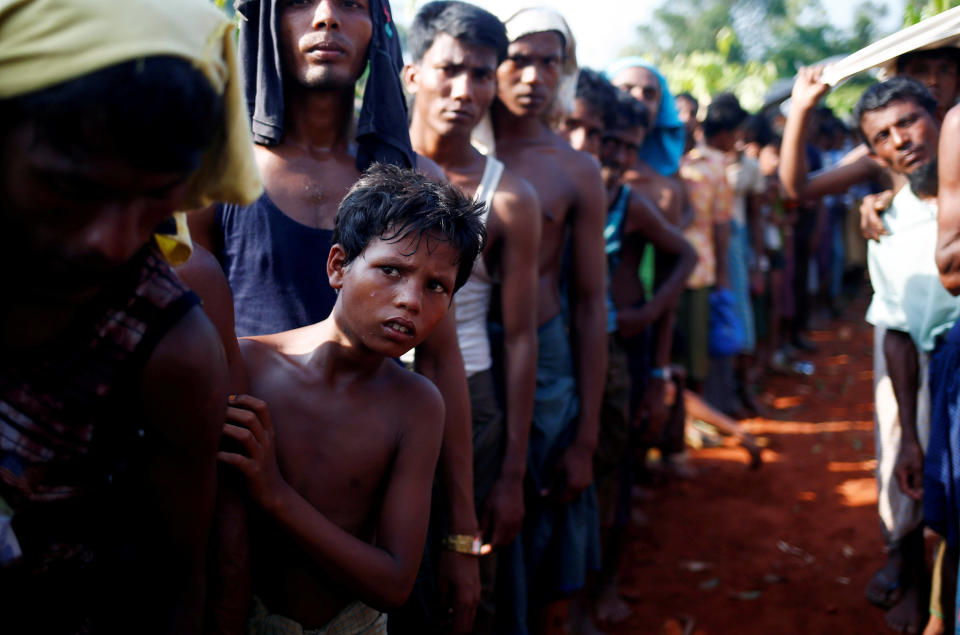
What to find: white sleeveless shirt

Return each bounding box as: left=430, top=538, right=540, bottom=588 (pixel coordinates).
left=454, top=157, right=504, bottom=376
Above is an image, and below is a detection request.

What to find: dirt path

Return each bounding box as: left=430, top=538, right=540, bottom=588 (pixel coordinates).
left=609, top=298, right=896, bottom=634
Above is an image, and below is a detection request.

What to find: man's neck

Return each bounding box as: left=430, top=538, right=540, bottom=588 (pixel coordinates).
left=409, top=117, right=481, bottom=171
left=492, top=101, right=550, bottom=143
left=284, top=85, right=357, bottom=153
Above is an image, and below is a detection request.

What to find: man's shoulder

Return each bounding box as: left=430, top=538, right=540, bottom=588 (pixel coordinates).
left=493, top=168, right=539, bottom=215
left=143, top=305, right=227, bottom=447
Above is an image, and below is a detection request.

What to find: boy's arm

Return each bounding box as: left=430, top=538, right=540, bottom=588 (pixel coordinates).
left=556, top=155, right=608, bottom=501
left=174, top=248, right=251, bottom=635
left=413, top=315, right=481, bottom=632
left=133, top=307, right=229, bottom=634
left=883, top=329, right=923, bottom=501
left=937, top=104, right=960, bottom=295
left=221, top=387, right=445, bottom=610
left=616, top=194, right=696, bottom=338
left=482, top=177, right=541, bottom=547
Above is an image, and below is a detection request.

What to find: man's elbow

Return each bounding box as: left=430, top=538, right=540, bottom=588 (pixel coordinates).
left=936, top=249, right=960, bottom=295
left=940, top=272, right=960, bottom=296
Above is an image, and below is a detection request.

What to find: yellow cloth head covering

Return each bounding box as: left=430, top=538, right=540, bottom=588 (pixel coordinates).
left=0, top=0, right=263, bottom=264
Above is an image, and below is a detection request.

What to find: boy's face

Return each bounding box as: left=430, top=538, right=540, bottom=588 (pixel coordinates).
left=279, top=0, right=373, bottom=90
left=559, top=98, right=605, bottom=157
left=328, top=231, right=459, bottom=357
left=612, top=66, right=661, bottom=124
left=1, top=121, right=192, bottom=304
left=406, top=32, right=498, bottom=137
left=496, top=32, right=564, bottom=119
left=600, top=126, right=645, bottom=187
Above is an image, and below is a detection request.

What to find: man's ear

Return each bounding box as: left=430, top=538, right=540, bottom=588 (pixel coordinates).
left=327, top=244, right=348, bottom=290
left=402, top=63, right=419, bottom=94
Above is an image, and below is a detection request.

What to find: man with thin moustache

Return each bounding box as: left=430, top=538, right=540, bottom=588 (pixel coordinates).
left=187, top=0, right=482, bottom=625
left=399, top=2, right=541, bottom=632
left=490, top=8, right=608, bottom=633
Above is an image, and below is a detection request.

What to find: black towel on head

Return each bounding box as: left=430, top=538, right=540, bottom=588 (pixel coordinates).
left=235, top=0, right=415, bottom=171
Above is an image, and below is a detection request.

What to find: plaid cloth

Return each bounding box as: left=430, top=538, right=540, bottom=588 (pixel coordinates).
left=249, top=596, right=386, bottom=635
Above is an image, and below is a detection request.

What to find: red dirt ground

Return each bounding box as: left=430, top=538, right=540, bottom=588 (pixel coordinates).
left=609, top=298, right=903, bottom=634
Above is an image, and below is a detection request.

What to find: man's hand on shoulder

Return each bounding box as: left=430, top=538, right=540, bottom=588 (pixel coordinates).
left=860, top=190, right=892, bottom=241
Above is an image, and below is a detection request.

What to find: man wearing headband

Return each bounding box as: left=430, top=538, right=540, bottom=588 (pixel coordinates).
left=0, top=0, right=261, bottom=631
left=401, top=2, right=541, bottom=632
left=490, top=8, right=608, bottom=632
left=185, top=0, right=483, bottom=627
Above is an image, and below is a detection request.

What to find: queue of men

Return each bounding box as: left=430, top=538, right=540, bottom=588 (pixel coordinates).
left=7, top=0, right=960, bottom=634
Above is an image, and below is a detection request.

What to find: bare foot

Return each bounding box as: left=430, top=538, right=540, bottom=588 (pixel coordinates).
left=885, top=582, right=927, bottom=634
left=595, top=583, right=632, bottom=624
left=866, top=551, right=903, bottom=609
left=922, top=614, right=945, bottom=635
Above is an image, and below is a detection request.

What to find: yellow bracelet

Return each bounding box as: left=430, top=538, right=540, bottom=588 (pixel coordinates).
left=441, top=534, right=491, bottom=556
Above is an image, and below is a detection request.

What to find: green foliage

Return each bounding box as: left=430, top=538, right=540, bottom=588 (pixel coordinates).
left=652, top=51, right=778, bottom=112
left=904, top=0, right=960, bottom=25
left=627, top=0, right=890, bottom=116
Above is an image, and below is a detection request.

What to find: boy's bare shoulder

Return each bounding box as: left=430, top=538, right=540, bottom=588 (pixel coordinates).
left=378, top=362, right=445, bottom=421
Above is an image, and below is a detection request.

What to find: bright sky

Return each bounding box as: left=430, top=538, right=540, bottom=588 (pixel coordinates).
left=392, top=0, right=906, bottom=70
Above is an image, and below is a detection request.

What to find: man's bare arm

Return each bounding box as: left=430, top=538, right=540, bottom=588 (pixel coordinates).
left=616, top=194, right=696, bottom=337
left=174, top=248, right=250, bottom=635
left=559, top=155, right=609, bottom=500
left=481, top=176, right=541, bottom=547
left=937, top=105, right=960, bottom=295
left=132, top=307, right=229, bottom=634
left=883, top=329, right=923, bottom=500
left=413, top=312, right=481, bottom=631
left=779, top=66, right=835, bottom=202
left=222, top=384, right=445, bottom=610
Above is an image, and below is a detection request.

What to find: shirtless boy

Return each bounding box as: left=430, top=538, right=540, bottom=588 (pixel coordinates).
left=401, top=3, right=541, bottom=632
left=220, top=164, right=485, bottom=634
left=491, top=8, right=608, bottom=632
left=189, top=0, right=484, bottom=621
left=0, top=0, right=260, bottom=631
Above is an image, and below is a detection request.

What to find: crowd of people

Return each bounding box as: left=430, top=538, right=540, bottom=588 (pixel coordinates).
left=6, top=0, right=960, bottom=633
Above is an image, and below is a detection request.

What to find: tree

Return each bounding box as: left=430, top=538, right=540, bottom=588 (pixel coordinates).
left=626, top=0, right=889, bottom=115
left=904, top=0, right=960, bottom=25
